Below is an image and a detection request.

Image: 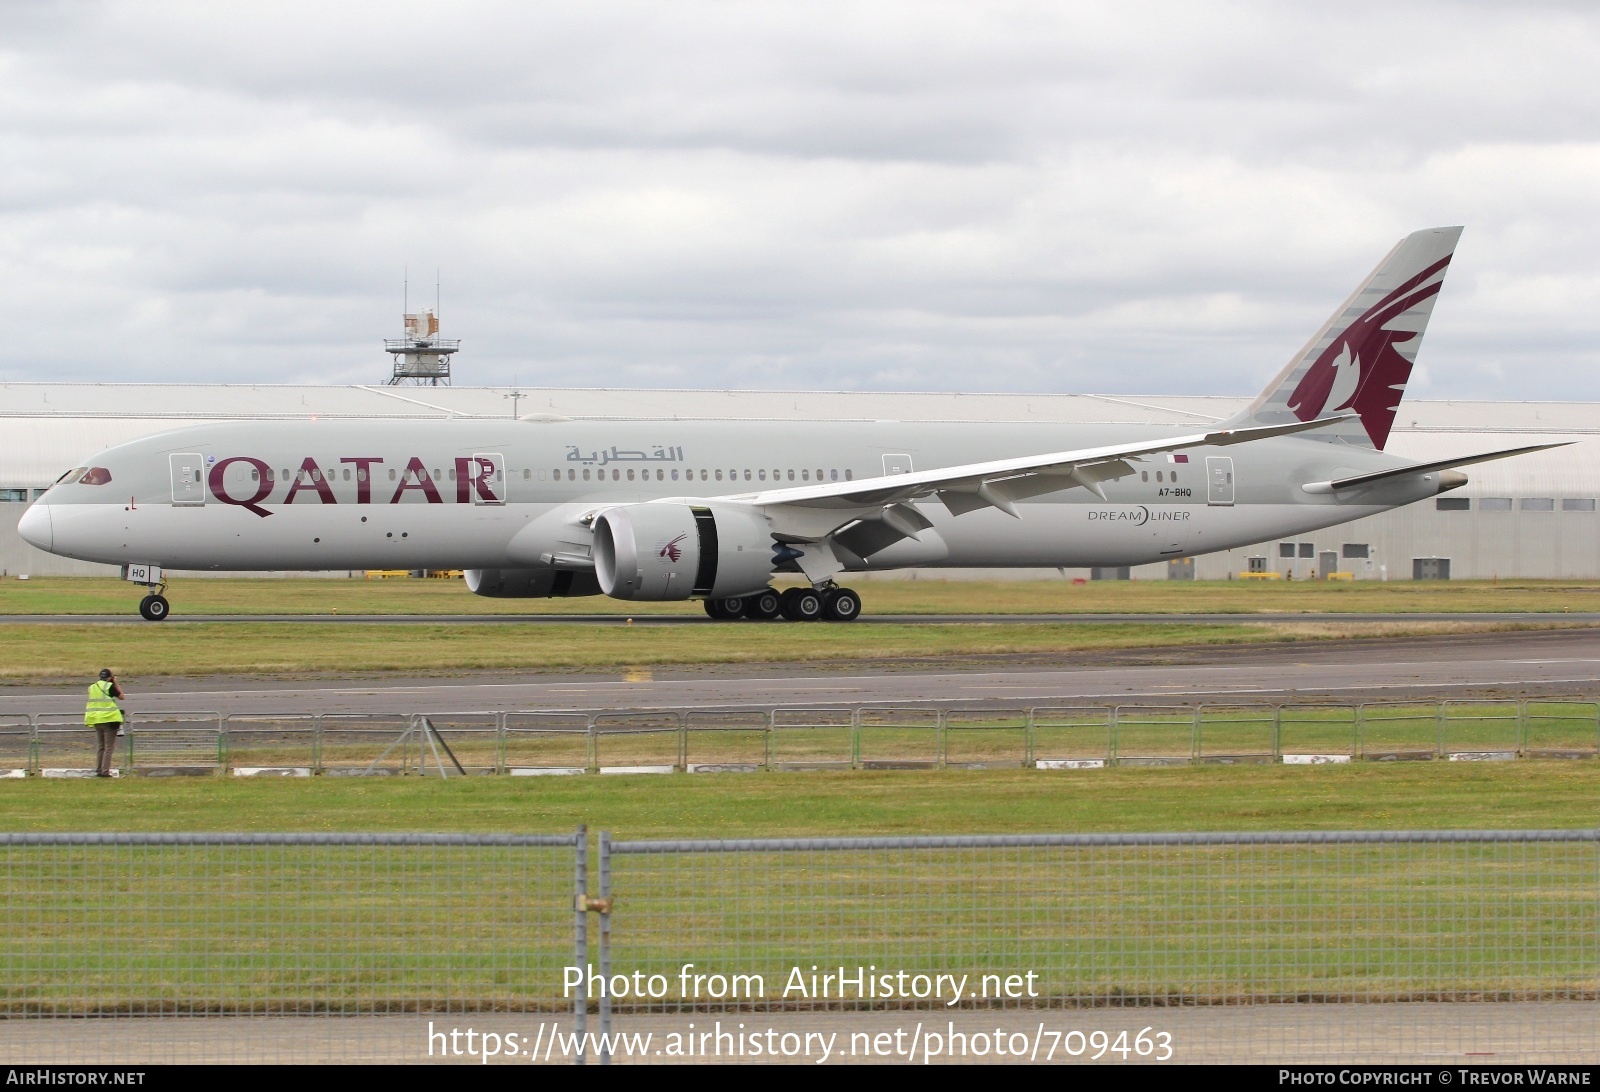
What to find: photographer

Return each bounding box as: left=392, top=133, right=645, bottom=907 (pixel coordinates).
left=84, top=668, right=126, bottom=778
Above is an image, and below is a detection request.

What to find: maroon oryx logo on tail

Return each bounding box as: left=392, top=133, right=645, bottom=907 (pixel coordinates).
left=1286, top=255, right=1450, bottom=449
left=657, top=534, right=687, bottom=563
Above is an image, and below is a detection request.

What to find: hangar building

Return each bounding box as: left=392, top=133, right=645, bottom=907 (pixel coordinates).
left=1, top=382, right=1592, bottom=581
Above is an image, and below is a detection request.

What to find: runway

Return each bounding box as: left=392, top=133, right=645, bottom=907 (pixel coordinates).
left=6, top=611, right=1600, bottom=625
left=4, top=627, right=1600, bottom=717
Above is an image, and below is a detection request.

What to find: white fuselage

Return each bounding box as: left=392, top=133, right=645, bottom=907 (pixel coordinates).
left=20, top=418, right=1436, bottom=585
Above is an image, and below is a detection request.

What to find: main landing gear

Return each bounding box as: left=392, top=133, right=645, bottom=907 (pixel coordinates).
left=702, top=585, right=862, bottom=623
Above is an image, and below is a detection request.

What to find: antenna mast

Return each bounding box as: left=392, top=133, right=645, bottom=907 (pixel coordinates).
left=385, top=271, right=459, bottom=386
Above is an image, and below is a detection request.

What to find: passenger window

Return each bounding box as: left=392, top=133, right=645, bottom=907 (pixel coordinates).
left=582, top=469, right=591, bottom=481
left=787, top=470, right=795, bottom=481
left=433, top=469, right=441, bottom=480
left=1156, top=471, right=1163, bottom=482
left=672, top=469, right=679, bottom=481
left=342, top=469, right=351, bottom=481
left=700, top=470, right=708, bottom=481
left=448, top=468, right=456, bottom=481
left=613, top=469, right=620, bottom=481
left=1141, top=471, right=1148, bottom=482
left=249, top=470, right=259, bottom=482
left=387, top=469, right=396, bottom=481
left=758, top=470, right=767, bottom=481
left=830, top=470, right=838, bottom=481
left=357, top=469, right=367, bottom=482
left=744, top=470, right=751, bottom=481
left=1172, top=473, right=1179, bottom=483
left=657, top=469, right=665, bottom=481
left=844, top=470, right=852, bottom=480
left=802, top=470, right=810, bottom=481
left=716, top=470, right=723, bottom=481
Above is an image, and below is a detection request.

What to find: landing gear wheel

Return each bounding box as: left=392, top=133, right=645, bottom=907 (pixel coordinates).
left=742, top=588, right=783, bottom=620
left=139, top=594, right=170, bottom=621
left=780, top=587, right=824, bottom=622
left=822, top=587, right=862, bottom=622
left=705, top=597, right=745, bottom=620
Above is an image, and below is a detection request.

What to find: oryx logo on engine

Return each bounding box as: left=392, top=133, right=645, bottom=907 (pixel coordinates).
left=656, top=534, right=687, bottom=563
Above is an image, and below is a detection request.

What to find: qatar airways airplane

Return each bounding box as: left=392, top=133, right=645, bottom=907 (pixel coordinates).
left=19, top=226, right=1556, bottom=621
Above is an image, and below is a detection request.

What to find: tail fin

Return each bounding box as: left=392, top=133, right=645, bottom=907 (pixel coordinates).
left=1225, top=226, right=1462, bottom=450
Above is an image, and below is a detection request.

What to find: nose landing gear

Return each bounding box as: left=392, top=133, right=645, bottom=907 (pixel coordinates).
left=122, top=564, right=172, bottom=621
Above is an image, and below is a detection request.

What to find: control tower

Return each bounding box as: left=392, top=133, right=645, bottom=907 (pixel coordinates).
left=385, top=308, right=460, bottom=385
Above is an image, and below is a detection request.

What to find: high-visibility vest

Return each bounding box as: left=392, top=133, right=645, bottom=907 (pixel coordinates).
left=84, top=680, right=122, bottom=726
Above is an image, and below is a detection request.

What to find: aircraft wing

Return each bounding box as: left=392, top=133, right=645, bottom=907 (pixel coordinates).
left=720, top=414, right=1355, bottom=517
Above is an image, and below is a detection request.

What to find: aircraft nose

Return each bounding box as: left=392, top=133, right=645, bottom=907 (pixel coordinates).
left=17, top=503, right=52, bottom=552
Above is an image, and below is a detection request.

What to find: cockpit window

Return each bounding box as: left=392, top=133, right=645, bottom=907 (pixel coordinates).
left=77, top=467, right=113, bottom=486
left=56, top=467, right=87, bottom=485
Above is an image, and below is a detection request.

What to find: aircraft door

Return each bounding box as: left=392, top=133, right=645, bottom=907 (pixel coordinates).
left=170, top=453, right=205, bottom=506
left=883, top=454, right=913, bottom=476
left=1205, top=456, right=1234, bottom=506
left=470, top=453, right=506, bottom=506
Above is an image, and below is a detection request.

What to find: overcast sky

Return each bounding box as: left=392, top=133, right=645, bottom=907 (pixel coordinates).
left=2, top=1, right=1598, bottom=401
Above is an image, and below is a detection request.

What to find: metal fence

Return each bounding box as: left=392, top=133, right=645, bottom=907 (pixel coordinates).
left=0, top=829, right=1596, bottom=1064
left=596, top=830, right=1600, bottom=1063
left=0, top=831, right=592, bottom=1064
left=0, top=832, right=586, bottom=1016
left=3, top=698, right=1598, bottom=776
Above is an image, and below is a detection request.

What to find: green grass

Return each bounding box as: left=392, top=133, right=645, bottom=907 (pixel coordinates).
left=3, top=762, right=1598, bottom=837
left=6, top=761, right=1598, bottom=1014
left=0, top=618, right=1571, bottom=681
left=3, top=575, right=1600, bottom=616
left=0, top=575, right=1586, bottom=680
left=2, top=570, right=1595, bottom=1016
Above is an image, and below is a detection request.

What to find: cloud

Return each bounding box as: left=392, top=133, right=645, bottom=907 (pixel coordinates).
left=1, top=1, right=1599, bottom=400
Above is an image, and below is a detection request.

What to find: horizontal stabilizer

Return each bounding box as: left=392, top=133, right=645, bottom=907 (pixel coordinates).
left=1300, top=442, right=1570, bottom=495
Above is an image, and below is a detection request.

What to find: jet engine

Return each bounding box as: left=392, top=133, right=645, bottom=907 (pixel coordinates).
left=464, top=568, right=601, bottom=598
left=592, top=503, right=774, bottom=601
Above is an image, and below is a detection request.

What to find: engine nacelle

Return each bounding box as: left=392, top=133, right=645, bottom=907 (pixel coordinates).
left=464, top=568, right=601, bottom=598
left=593, top=503, right=774, bottom=601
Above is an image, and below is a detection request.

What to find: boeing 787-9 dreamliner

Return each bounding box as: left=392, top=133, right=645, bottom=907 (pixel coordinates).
left=19, top=226, right=1559, bottom=621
